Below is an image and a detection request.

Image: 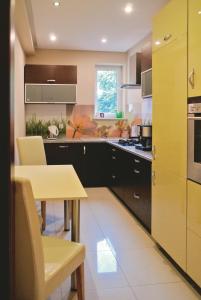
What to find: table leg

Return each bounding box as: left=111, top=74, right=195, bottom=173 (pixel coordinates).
left=64, top=200, right=70, bottom=231
left=71, top=199, right=80, bottom=291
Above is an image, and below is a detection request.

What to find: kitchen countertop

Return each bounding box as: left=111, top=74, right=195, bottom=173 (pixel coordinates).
left=43, top=137, right=120, bottom=143
left=43, top=137, right=152, bottom=161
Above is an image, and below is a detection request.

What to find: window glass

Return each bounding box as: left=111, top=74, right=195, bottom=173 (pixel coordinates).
left=95, top=65, right=122, bottom=117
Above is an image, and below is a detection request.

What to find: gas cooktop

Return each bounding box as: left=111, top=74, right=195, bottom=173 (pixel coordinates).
left=118, top=138, right=140, bottom=146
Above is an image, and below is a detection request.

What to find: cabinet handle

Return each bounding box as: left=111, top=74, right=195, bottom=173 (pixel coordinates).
left=112, top=148, right=116, bottom=152
left=134, top=159, right=140, bottom=163
left=163, top=33, right=172, bottom=41
left=112, top=156, right=116, bottom=160
left=134, top=169, right=140, bottom=174
left=112, top=175, right=116, bottom=179
left=133, top=192, right=140, bottom=199
left=58, top=145, right=69, bottom=149
left=152, top=170, right=156, bottom=186
left=83, top=145, right=86, bottom=155
left=47, top=79, right=56, bottom=83
left=152, top=145, right=156, bottom=160
left=188, top=68, right=195, bottom=89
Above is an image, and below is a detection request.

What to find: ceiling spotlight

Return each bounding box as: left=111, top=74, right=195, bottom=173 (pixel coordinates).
left=49, top=34, right=57, bottom=42
left=101, top=38, right=107, bottom=43
left=155, top=40, right=161, bottom=45
left=53, top=1, right=60, bottom=7
left=198, top=10, right=201, bottom=14
left=124, top=3, right=133, bottom=14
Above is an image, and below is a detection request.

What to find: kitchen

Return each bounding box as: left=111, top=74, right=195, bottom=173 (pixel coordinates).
left=1, top=0, right=201, bottom=299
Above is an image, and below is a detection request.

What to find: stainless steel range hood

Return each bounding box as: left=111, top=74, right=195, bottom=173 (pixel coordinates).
left=121, top=52, right=141, bottom=89
left=121, top=83, right=141, bottom=89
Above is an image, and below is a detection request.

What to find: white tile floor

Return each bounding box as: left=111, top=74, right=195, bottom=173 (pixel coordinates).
left=44, top=187, right=201, bottom=300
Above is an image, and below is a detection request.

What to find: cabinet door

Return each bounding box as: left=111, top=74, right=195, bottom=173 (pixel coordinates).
left=152, top=35, right=187, bottom=270
left=153, top=0, right=187, bottom=52
left=24, top=65, right=77, bottom=84
left=107, top=145, right=126, bottom=199
left=124, top=155, right=151, bottom=232
left=187, top=180, right=201, bottom=286
left=44, top=143, right=85, bottom=184
left=84, top=143, right=107, bottom=187
left=188, top=0, right=201, bottom=97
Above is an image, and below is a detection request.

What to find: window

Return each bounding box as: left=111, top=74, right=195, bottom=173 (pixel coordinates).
left=95, top=65, right=123, bottom=118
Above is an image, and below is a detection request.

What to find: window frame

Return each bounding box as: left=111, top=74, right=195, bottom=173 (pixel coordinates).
left=94, top=64, right=125, bottom=119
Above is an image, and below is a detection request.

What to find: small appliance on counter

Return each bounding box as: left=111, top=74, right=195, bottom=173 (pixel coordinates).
left=135, top=124, right=152, bottom=151
left=47, top=125, right=59, bottom=140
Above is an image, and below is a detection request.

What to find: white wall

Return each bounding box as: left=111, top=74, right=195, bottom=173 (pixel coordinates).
left=14, top=35, right=25, bottom=164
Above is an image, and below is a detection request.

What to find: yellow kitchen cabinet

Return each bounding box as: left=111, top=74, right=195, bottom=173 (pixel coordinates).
left=153, top=0, right=187, bottom=52
left=188, top=0, right=201, bottom=97
left=187, top=180, right=201, bottom=286
left=152, top=36, right=187, bottom=179
left=152, top=169, right=187, bottom=268
left=152, top=0, right=187, bottom=271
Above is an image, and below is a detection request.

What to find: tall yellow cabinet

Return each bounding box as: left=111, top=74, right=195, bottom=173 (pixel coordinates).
left=187, top=0, right=201, bottom=287
left=188, top=0, right=201, bottom=97
left=152, top=0, right=187, bottom=271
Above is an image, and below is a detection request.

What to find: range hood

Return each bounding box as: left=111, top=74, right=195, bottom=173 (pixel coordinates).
left=121, top=52, right=141, bottom=89
left=121, top=83, right=141, bottom=89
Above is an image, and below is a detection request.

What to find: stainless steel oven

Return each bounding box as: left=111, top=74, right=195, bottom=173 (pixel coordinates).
left=188, top=101, right=201, bottom=184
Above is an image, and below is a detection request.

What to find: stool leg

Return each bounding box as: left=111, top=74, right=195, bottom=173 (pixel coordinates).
left=76, top=263, right=85, bottom=300
left=41, top=201, right=46, bottom=231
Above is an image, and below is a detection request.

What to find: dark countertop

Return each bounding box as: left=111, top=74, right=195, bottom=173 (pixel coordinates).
left=43, top=137, right=152, bottom=161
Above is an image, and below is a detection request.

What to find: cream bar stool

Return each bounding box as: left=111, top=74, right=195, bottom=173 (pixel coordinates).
left=16, top=136, right=70, bottom=231
left=14, top=177, right=85, bottom=300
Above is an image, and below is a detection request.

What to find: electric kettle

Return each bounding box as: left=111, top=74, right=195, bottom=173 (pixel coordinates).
left=48, top=125, right=59, bottom=139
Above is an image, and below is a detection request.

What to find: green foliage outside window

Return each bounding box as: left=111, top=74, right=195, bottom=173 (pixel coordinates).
left=96, top=70, right=118, bottom=113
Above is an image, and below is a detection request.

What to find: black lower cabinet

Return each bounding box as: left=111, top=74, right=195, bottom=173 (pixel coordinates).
left=44, top=142, right=107, bottom=187
left=84, top=143, right=107, bottom=187
left=44, top=141, right=151, bottom=232
left=44, top=142, right=85, bottom=185
left=107, top=144, right=151, bottom=232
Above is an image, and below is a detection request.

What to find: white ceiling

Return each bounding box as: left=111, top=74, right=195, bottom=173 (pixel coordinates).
left=27, top=0, right=168, bottom=52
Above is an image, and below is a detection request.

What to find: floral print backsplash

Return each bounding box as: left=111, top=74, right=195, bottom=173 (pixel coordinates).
left=26, top=105, right=142, bottom=138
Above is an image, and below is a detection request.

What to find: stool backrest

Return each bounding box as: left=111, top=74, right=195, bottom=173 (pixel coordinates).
left=14, top=178, right=45, bottom=300
left=17, top=136, right=47, bottom=165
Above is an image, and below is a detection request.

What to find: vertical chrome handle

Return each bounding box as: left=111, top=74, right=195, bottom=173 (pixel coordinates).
left=152, top=170, right=156, bottom=186
left=188, top=68, right=195, bottom=89
left=83, top=145, right=86, bottom=155
left=163, top=33, right=172, bottom=41
left=152, top=145, right=156, bottom=160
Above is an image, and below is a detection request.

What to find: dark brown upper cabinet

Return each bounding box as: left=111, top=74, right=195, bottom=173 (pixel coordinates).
left=141, top=37, right=152, bottom=72
left=24, top=64, right=77, bottom=84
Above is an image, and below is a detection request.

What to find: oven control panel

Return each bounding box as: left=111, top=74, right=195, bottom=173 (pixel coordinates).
left=188, top=103, right=201, bottom=114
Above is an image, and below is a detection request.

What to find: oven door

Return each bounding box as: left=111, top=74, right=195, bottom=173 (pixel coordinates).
left=188, top=115, right=201, bottom=183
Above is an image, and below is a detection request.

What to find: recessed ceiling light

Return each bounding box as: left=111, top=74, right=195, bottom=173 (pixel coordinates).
left=49, top=34, right=57, bottom=42
left=124, top=3, right=133, bottom=14
left=155, top=40, right=161, bottom=45
left=198, top=10, right=201, bottom=14
left=101, top=38, right=107, bottom=43
left=53, top=1, right=60, bottom=7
